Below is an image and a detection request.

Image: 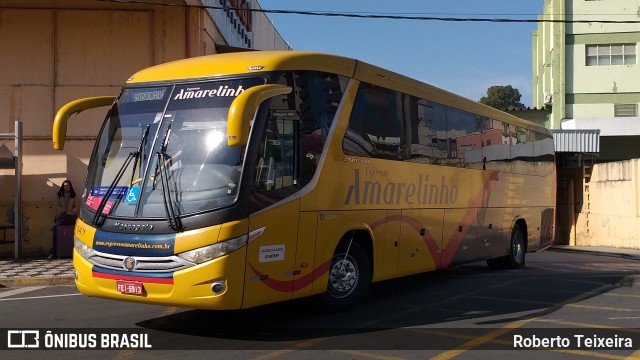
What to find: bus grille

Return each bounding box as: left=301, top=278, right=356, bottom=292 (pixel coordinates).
left=87, top=252, right=194, bottom=273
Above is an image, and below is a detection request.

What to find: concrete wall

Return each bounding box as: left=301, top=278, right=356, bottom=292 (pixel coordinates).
left=567, top=41, right=640, bottom=96
left=252, top=9, right=291, bottom=50
left=0, top=3, right=185, bottom=257
left=567, top=0, right=640, bottom=35
left=574, top=159, right=640, bottom=249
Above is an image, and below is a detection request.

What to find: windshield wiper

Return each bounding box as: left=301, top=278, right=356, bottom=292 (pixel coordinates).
left=155, top=122, right=184, bottom=231
left=91, top=125, right=150, bottom=226
left=129, top=124, right=150, bottom=186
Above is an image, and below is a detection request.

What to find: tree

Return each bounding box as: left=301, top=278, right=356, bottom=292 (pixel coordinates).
left=479, top=85, right=524, bottom=109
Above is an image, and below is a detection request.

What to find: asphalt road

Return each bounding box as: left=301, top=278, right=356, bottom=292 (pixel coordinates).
left=1, top=249, right=639, bottom=359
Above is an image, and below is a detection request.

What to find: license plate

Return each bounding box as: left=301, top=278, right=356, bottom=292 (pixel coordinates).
left=116, top=280, right=143, bottom=295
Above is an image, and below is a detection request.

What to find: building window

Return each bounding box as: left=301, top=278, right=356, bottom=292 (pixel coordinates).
left=586, top=44, right=636, bottom=66
left=614, top=104, right=638, bottom=117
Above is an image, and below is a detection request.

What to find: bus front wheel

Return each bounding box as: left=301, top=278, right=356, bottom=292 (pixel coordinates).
left=319, top=241, right=371, bottom=311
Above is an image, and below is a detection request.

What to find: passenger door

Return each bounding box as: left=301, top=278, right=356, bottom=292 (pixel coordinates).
left=244, top=200, right=300, bottom=308
left=242, top=111, right=301, bottom=308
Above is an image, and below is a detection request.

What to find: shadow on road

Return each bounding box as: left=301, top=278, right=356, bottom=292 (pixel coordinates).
left=135, top=255, right=636, bottom=350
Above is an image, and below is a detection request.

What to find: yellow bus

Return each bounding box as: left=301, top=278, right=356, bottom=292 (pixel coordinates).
left=53, top=51, right=555, bottom=310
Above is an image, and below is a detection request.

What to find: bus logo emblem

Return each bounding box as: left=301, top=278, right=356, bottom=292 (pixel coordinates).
left=123, top=257, right=137, bottom=272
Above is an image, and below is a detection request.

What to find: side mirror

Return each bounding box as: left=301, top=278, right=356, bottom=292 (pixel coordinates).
left=52, top=96, right=116, bottom=150
left=227, top=84, right=292, bottom=147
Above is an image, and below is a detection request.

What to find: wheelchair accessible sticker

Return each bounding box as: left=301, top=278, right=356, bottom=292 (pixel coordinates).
left=125, top=186, right=140, bottom=205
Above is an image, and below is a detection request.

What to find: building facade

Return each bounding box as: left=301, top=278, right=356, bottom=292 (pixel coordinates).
left=533, top=0, right=640, bottom=248
left=532, top=0, right=640, bottom=161
left=0, top=0, right=290, bottom=256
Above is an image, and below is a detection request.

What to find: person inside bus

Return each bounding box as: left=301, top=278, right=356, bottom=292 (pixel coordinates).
left=49, top=179, right=80, bottom=259
left=150, top=129, right=185, bottom=185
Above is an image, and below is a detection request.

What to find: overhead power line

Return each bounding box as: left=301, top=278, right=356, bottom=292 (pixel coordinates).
left=97, top=0, right=640, bottom=24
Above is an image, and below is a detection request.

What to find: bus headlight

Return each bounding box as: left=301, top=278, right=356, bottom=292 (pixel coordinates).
left=74, top=238, right=93, bottom=257
left=177, top=235, right=247, bottom=264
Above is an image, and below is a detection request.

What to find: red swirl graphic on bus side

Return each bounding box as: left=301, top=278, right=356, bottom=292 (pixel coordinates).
left=252, top=172, right=498, bottom=292
left=249, top=260, right=331, bottom=292
left=370, top=171, right=499, bottom=268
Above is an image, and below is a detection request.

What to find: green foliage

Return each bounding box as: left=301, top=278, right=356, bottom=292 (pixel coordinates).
left=479, top=85, right=524, bottom=109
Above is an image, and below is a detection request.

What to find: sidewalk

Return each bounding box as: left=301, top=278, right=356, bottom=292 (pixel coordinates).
left=0, top=257, right=75, bottom=287
left=550, top=245, right=640, bottom=261
left=1, top=246, right=640, bottom=288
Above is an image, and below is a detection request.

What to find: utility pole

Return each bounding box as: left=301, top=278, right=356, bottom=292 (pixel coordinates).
left=14, top=121, right=22, bottom=259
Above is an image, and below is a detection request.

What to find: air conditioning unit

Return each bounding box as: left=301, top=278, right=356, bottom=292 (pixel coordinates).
left=543, top=93, right=553, bottom=106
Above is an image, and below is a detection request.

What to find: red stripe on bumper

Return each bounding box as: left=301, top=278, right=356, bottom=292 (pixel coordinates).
left=92, top=271, right=174, bottom=284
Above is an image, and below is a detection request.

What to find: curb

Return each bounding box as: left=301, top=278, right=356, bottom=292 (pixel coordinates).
left=0, top=276, right=75, bottom=288
left=549, top=247, right=640, bottom=261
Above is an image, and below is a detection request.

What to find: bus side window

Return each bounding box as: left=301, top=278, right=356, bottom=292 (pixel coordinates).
left=533, top=130, right=555, bottom=176
left=481, top=118, right=512, bottom=172
left=409, top=98, right=447, bottom=164
left=511, top=126, right=535, bottom=174
left=293, top=71, right=347, bottom=184
left=249, top=113, right=298, bottom=213
left=343, top=83, right=403, bottom=160
left=445, top=106, right=478, bottom=168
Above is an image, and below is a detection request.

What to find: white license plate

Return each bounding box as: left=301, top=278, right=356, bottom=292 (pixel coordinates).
left=116, top=280, right=143, bottom=295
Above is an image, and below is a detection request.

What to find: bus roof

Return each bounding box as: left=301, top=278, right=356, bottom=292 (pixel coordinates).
left=126, top=51, right=357, bottom=84
left=126, top=51, right=548, bottom=134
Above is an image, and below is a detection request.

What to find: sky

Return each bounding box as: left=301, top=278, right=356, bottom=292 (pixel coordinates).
left=257, top=0, right=545, bottom=107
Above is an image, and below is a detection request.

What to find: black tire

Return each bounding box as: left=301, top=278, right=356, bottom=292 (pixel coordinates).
left=318, top=241, right=371, bottom=311
left=506, top=224, right=526, bottom=269
left=486, top=223, right=526, bottom=270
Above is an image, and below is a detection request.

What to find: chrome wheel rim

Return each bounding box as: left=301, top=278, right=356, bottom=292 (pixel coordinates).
left=328, top=256, right=358, bottom=299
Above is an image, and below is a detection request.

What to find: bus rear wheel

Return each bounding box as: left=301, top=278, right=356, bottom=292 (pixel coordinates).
left=318, top=241, right=371, bottom=311
left=487, top=223, right=526, bottom=270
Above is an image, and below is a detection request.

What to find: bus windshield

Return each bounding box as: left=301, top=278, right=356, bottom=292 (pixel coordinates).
left=84, top=77, right=264, bottom=219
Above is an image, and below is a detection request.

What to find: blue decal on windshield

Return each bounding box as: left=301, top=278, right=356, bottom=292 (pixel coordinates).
left=125, top=186, right=140, bottom=205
